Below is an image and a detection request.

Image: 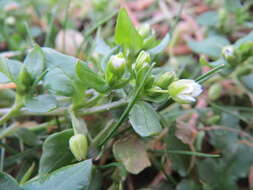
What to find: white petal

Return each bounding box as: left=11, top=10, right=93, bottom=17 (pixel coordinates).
left=192, top=84, right=203, bottom=97
left=177, top=94, right=196, bottom=103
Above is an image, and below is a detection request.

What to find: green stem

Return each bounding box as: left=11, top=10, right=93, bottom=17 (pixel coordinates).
left=147, top=89, right=168, bottom=94
left=0, top=94, right=23, bottom=126
left=69, top=105, right=92, bottom=140
left=0, top=99, right=128, bottom=117
left=93, top=63, right=156, bottom=148
left=196, top=64, right=226, bottom=84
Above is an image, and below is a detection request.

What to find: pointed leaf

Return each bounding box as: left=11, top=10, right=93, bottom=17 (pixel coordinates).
left=0, top=58, right=21, bottom=83
left=76, top=61, right=108, bottom=93
left=24, top=45, right=45, bottom=81
left=115, top=8, right=143, bottom=50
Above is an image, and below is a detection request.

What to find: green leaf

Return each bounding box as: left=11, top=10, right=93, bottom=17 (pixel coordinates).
left=235, top=31, right=253, bottom=47
left=39, top=129, right=74, bottom=175
left=42, top=48, right=84, bottom=97
left=197, top=11, right=218, bottom=27
left=93, top=30, right=111, bottom=56
left=224, top=0, right=242, bottom=13
left=165, top=126, right=191, bottom=177
left=0, top=172, right=21, bottom=190
left=114, top=8, right=143, bottom=50
left=209, top=113, right=239, bottom=152
left=129, top=101, right=162, bottom=137
left=198, top=158, right=237, bottom=190
left=176, top=180, right=201, bottom=190
left=187, top=35, right=230, bottom=58
left=0, top=58, right=21, bottom=83
left=148, top=33, right=170, bottom=55
left=22, top=160, right=93, bottom=190
left=197, top=144, right=253, bottom=190
left=44, top=68, right=76, bottom=96
left=16, top=128, right=40, bottom=146
left=25, top=94, right=58, bottom=113
left=24, top=45, right=45, bottom=81
left=113, top=136, right=151, bottom=174
left=76, top=61, right=108, bottom=93
left=239, top=73, right=253, bottom=92
left=20, top=163, right=36, bottom=185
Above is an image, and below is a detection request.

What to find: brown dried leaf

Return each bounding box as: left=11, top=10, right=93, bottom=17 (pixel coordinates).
left=175, top=122, right=197, bottom=145
left=113, top=136, right=151, bottom=174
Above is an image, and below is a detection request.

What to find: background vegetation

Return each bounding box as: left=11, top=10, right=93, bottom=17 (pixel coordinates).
left=0, top=0, right=253, bottom=189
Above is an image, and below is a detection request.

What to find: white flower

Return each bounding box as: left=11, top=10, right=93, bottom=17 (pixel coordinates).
left=168, top=79, right=203, bottom=104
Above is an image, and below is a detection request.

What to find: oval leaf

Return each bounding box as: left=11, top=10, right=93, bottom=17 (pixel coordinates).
left=39, top=129, right=74, bottom=175
left=23, top=160, right=93, bottom=190
left=129, top=101, right=162, bottom=137
left=25, top=95, right=58, bottom=113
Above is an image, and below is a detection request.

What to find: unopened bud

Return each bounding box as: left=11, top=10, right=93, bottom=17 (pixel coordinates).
left=222, top=46, right=237, bottom=65
left=155, top=71, right=177, bottom=89
left=107, top=52, right=126, bottom=76
left=106, top=52, right=127, bottom=87
left=168, top=79, right=203, bottom=104
left=69, top=134, right=88, bottom=161
left=208, top=83, right=222, bottom=100
left=137, top=24, right=151, bottom=37
left=135, top=51, right=151, bottom=71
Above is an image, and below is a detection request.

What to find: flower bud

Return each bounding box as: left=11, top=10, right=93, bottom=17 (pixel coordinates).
left=155, top=71, right=177, bottom=89
left=135, top=51, right=151, bottom=71
left=208, top=83, right=222, bottom=100
left=222, top=46, right=237, bottom=65
left=106, top=52, right=127, bottom=87
left=69, top=134, right=88, bottom=161
left=168, top=79, right=203, bottom=104
left=107, top=52, right=126, bottom=76
left=137, top=24, right=151, bottom=38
